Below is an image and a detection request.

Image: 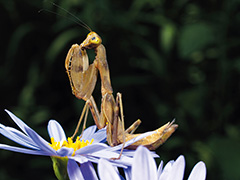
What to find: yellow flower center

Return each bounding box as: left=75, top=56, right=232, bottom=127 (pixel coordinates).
left=49, top=136, right=94, bottom=156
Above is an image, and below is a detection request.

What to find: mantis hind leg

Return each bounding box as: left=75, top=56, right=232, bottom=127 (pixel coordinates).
left=107, top=92, right=126, bottom=160
left=125, top=119, right=141, bottom=134
left=114, top=93, right=126, bottom=159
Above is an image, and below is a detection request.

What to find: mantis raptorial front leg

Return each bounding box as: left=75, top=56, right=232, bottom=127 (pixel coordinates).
left=65, top=31, right=178, bottom=150
left=65, top=44, right=98, bottom=102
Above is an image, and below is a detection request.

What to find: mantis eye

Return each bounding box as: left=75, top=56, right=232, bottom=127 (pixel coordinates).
left=90, top=36, right=101, bottom=45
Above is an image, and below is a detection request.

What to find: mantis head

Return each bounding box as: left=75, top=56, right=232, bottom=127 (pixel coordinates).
left=80, top=31, right=102, bottom=49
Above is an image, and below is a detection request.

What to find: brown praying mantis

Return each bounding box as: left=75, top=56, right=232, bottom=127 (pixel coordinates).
left=65, top=25, right=178, bottom=150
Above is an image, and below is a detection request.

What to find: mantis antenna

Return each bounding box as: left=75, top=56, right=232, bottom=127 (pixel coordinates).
left=39, top=2, right=92, bottom=32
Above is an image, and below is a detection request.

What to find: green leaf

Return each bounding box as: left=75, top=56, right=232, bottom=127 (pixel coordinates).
left=45, top=28, right=81, bottom=65
left=178, top=23, right=215, bottom=58
left=208, top=136, right=240, bottom=180
left=160, top=23, right=176, bottom=53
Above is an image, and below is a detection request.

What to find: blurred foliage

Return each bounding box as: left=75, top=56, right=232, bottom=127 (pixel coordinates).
left=0, top=0, right=240, bottom=179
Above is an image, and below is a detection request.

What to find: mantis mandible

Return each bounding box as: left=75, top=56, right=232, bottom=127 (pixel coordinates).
left=65, top=27, right=178, bottom=150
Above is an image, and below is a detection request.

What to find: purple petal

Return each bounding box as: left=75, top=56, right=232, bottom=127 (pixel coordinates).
left=188, top=161, right=206, bottom=180
left=98, top=159, right=121, bottom=180
left=74, top=152, right=130, bottom=169
left=75, top=143, right=108, bottom=155
left=80, top=125, right=97, bottom=141
left=159, top=160, right=174, bottom=180
left=0, top=125, right=39, bottom=149
left=47, top=120, right=66, bottom=142
left=120, top=149, right=159, bottom=158
left=157, top=161, right=163, bottom=179
left=5, top=110, right=32, bottom=135
left=0, top=144, right=50, bottom=156
left=78, top=154, right=128, bottom=169
left=167, top=155, right=185, bottom=180
left=80, top=161, right=99, bottom=180
left=93, top=149, right=124, bottom=159
left=91, top=127, right=107, bottom=143
left=132, top=146, right=157, bottom=180
left=124, top=167, right=132, bottom=180
left=57, top=147, right=74, bottom=157
left=70, top=155, right=92, bottom=164
left=67, top=159, right=84, bottom=180
left=25, top=126, right=57, bottom=155
left=91, top=150, right=132, bottom=168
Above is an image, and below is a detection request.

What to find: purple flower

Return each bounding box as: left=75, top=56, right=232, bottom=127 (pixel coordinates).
left=0, top=110, right=157, bottom=180
left=98, top=146, right=207, bottom=180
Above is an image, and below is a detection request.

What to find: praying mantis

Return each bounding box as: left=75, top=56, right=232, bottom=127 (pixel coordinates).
left=65, top=28, right=178, bottom=150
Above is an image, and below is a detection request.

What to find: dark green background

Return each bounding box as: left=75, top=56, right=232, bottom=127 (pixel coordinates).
left=0, top=0, right=240, bottom=179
